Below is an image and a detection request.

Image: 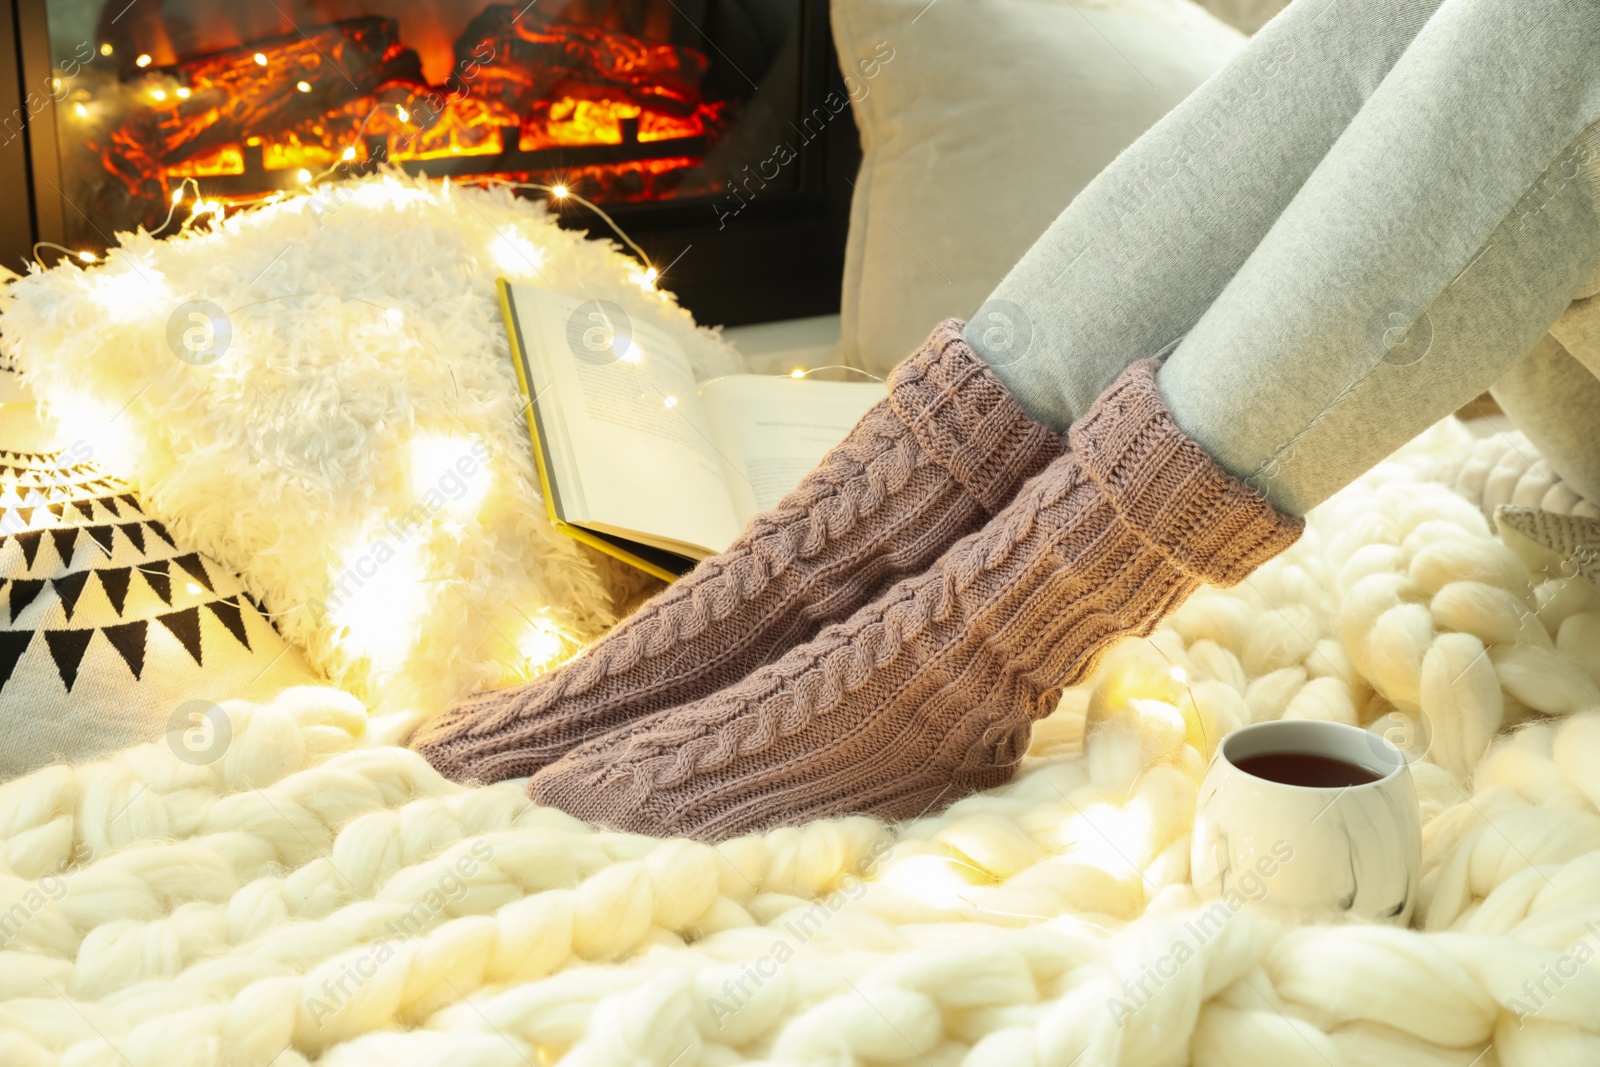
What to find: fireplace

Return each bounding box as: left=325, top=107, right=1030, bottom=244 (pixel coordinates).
left=0, top=0, right=858, bottom=324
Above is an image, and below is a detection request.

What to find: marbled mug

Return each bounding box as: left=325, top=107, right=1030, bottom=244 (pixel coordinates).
left=1191, top=719, right=1421, bottom=924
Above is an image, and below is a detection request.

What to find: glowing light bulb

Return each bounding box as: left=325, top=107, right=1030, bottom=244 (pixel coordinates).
left=295, top=168, right=312, bottom=185
left=176, top=86, right=190, bottom=99
left=329, top=539, right=426, bottom=670
left=550, top=184, right=569, bottom=199
left=150, top=88, right=166, bottom=101
left=1171, top=666, right=1188, bottom=684
left=789, top=368, right=806, bottom=379
left=51, top=390, right=141, bottom=470
left=77, top=250, right=95, bottom=263
left=171, top=187, right=185, bottom=205
left=99, top=43, right=112, bottom=57
left=296, top=80, right=311, bottom=93
left=51, top=78, right=61, bottom=91
left=489, top=232, right=543, bottom=274
left=185, top=582, right=202, bottom=595
left=73, top=103, right=88, bottom=118
left=641, top=267, right=658, bottom=288
left=518, top=620, right=565, bottom=671
left=663, top=395, right=678, bottom=408
left=619, top=343, right=643, bottom=365
left=384, top=308, right=404, bottom=329
left=341, top=146, right=356, bottom=161
left=879, top=854, right=985, bottom=909
left=135, top=54, right=151, bottom=68
left=253, top=52, right=267, bottom=66
left=395, top=106, right=410, bottom=123
left=409, top=434, right=492, bottom=516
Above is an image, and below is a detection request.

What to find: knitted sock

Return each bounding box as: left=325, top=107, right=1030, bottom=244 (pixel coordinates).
left=411, top=321, right=1065, bottom=782
left=526, top=360, right=1304, bottom=840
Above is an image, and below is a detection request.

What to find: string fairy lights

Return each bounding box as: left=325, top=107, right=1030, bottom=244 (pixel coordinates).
left=31, top=242, right=98, bottom=267
left=41, top=110, right=692, bottom=678
left=79, top=100, right=672, bottom=290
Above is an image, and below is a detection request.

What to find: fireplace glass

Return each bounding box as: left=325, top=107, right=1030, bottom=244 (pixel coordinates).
left=39, top=0, right=808, bottom=246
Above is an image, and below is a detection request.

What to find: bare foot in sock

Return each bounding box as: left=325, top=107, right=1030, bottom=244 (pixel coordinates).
left=526, top=361, right=1302, bottom=840
left=411, top=321, right=1065, bottom=783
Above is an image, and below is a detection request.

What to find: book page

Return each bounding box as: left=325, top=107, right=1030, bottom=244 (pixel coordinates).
left=699, top=375, right=888, bottom=526
left=510, top=285, right=744, bottom=556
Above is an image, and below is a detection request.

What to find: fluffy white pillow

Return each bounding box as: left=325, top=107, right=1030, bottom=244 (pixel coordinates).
left=833, top=0, right=1244, bottom=373
left=0, top=177, right=739, bottom=715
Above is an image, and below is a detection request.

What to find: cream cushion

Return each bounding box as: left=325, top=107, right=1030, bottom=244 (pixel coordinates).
left=832, top=0, right=1244, bottom=374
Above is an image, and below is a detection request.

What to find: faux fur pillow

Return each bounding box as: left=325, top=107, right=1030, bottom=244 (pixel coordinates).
left=832, top=0, right=1244, bottom=373
left=0, top=176, right=741, bottom=714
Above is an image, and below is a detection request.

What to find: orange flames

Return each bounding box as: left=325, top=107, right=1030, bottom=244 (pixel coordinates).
left=96, top=4, right=724, bottom=212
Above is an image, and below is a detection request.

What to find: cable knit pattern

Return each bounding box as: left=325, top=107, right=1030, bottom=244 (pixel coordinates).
left=411, top=321, right=1064, bottom=783
left=528, top=360, right=1303, bottom=840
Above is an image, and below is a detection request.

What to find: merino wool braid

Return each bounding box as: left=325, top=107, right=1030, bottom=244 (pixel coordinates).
left=412, top=320, right=1064, bottom=783
left=527, top=360, right=1302, bottom=840
left=9, top=420, right=1600, bottom=1067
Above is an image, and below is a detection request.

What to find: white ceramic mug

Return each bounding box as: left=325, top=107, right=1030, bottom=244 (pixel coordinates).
left=1190, top=719, right=1422, bottom=924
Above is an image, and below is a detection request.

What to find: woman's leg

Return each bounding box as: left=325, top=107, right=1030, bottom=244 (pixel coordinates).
left=967, top=0, right=1448, bottom=428
left=1159, top=1, right=1600, bottom=516
left=523, top=0, right=1600, bottom=839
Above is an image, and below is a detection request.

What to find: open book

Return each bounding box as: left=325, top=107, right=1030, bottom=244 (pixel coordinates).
left=501, top=281, right=887, bottom=581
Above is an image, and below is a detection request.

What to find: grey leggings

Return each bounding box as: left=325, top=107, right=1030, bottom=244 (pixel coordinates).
left=966, top=0, right=1600, bottom=517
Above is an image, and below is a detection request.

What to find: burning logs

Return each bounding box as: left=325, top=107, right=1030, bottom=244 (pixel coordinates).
left=82, top=2, right=720, bottom=224
left=459, top=4, right=709, bottom=122
left=142, top=18, right=426, bottom=166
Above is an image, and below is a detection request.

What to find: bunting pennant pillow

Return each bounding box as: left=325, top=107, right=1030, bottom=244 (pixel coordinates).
left=0, top=412, right=318, bottom=777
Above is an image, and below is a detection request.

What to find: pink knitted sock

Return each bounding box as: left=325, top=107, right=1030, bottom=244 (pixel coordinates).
left=526, top=360, right=1303, bottom=840
left=411, top=321, right=1065, bottom=782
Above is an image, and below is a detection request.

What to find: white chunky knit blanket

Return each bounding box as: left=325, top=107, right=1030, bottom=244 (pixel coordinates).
left=2, top=419, right=1598, bottom=1067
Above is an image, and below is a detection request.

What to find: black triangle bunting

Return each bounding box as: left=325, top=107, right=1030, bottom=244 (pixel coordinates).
left=52, top=572, right=90, bottom=621
left=14, top=506, right=32, bottom=525
left=99, top=567, right=132, bottom=616
left=16, top=530, right=42, bottom=569
left=46, top=503, right=63, bottom=519
left=117, top=522, right=146, bottom=554
left=140, top=560, right=171, bottom=605
left=85, top=525, right=116, bottom=557
left=241, top=590, right=281, bottom=635
left=9, top=578, right=44, bottom=622
left=99, top=496, right=120, bottom=518
left=173, top=552, right=214, bottom=594
left=205, top=596, right=251, bottom=651
left=148, top=520, right=177, bottom=550
left=103, top=619, right=146, bottom=679
left=43, top=629, right=93, bottom=691
left=0, top=629, right=31, bottom=691
left=156, top=606, right=202, bottom=666
left=118, top=493, right=140, bottom=515
left=50, top=528, right=77, bottom=567
left=71, top=500, right=94, bottom=520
